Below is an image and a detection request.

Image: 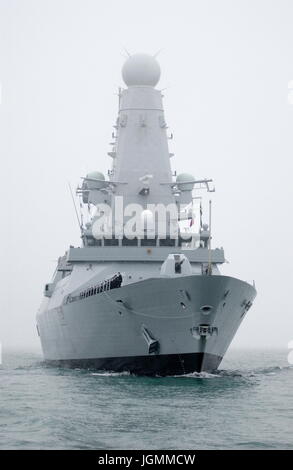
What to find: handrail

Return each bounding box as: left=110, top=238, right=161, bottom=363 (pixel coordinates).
left=76, top=273, right=123, bottom=303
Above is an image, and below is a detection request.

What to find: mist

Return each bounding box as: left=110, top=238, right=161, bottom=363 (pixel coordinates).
left=0, top=0, right=292, bottom=351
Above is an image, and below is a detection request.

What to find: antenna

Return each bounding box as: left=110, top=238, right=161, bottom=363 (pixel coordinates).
left=153, top=49, right=162, bottom=58
left=118, top=87, right=122, bottom=111
left=208, top=200, right=212, bottom=275
left=79, top=198, right=84, bottom=229
left=123, top=47, right=131, bottom=57
left=67, top=181, right=83, bottom=236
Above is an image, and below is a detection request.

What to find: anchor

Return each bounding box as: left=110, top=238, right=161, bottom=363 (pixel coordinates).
left=141, top=325, right=160, bottom=354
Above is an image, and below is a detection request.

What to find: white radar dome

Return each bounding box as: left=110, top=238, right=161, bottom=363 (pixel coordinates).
left=176, top=173, right=195, bottom=191
left=86, top=171, right=106, bottom=190
left=122, top=53, right=161, bottom=87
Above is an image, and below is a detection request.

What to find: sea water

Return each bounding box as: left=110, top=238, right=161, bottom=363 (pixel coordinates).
left=0, top=348, right=292, bottom=449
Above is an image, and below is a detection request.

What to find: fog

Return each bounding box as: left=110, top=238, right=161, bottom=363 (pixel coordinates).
left=0, top=0, right=292, bottom=352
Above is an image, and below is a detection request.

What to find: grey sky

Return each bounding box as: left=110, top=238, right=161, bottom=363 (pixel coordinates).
left=0, top=0, right=292, bottom=350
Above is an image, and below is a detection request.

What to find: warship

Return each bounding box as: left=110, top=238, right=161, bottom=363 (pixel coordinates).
left=36, top=53, right=256, bottom=375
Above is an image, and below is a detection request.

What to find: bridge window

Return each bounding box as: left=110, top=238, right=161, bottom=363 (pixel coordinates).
left=104, top=237, right=119, bottom=246
left=159, top=237, right=175, bottom=247
left=122, top=237, right=138, bottom=246
left=141, top=237, right=156, bottom=246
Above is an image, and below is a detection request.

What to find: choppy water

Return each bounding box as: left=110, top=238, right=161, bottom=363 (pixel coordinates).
left=0, top=349, right=292, bottom=449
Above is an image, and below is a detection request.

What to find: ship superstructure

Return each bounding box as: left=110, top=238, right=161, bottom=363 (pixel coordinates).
left=36, top=54, right=256, bottom=375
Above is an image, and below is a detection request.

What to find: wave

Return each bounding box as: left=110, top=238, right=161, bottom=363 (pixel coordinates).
left=91, top=371, right=131, bottom=377
left=173, top=364, right=293, bottom=379
left=90, top=364, right=293, bottom=379
left=12, top=360, right=293, bottom=380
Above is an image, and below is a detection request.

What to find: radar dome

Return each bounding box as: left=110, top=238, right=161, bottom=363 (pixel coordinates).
left=122, top=53, right=161, bottom=87
left=86, top=171, right=106, bottom=190
left=176, top=173, right=195, bottom=191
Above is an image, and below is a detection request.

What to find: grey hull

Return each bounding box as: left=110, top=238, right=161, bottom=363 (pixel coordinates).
left=37, top=274, right=256, bottom=375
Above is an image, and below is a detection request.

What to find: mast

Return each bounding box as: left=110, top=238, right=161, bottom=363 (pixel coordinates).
left=111, top=54, right=174, bottom=209
left=78, top=54, right=208, bottom=244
